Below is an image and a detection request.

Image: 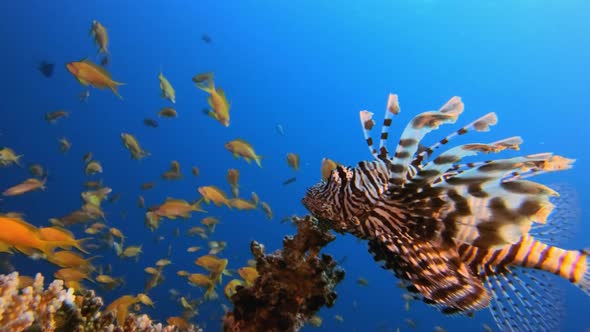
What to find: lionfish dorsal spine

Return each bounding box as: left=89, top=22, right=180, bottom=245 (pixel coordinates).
left=388, top=96, right=464, bottom=186
left=359, top=93, right=401, bottom=162
left=411, top=112, right=499, bottom=168
left=360, top=110, right=378, bottom=159
left=377, top=94, right=400, bottom=159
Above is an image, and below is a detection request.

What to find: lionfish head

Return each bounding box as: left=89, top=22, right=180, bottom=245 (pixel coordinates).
left=302, top=181, right=338, bottom=222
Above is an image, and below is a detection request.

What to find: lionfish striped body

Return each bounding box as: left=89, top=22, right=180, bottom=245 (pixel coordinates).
left=302, top=94, right=589, bottom=331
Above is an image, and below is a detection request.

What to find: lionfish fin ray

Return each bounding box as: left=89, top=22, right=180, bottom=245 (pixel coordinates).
left=367, top=237, right=490, bottom=312
left=409, top=137, right=522, bottom=187
left=389, top=96, right=464, bottom=186
left=376, top=94, right=400, bottom=160
left=360, top=110, right=378, bottom=159
left=412, top=112, right=499, bottom=168
left=530, top=184, right=580, bottom=246
left=486, top=268, right=563, bottom=332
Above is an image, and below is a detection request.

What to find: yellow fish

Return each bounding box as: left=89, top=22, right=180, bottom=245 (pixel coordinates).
left=137, top=293, right=154, bottom=307
left=66, top=59, right=124, bottom=99
left=105, top=295, right=139, bottom=325
left=0, top=147, right=23, bottom=167
left=187, top=273, right=218, bottom=300
left=84, top=160, right=103, bottom=175
left=229, top=198, right=257, bottom=210
left=224, top=279, right=244, bottom=299
left=237, top=266, right=259, bottom=287
left=225, top=139, right=262, bottom=167
left=89, top=20, right=109, bottom=55
left=158, top=72, right=176, bottom=103
left=321, top=158, right=340, bottom=181
left=120, top=133, right=149, bottom=160
left=286, top=153, right=300, bottom=171
left=198, top=186, right=231, bottom=208
left=48, top=250, right=95, bottom=270
left=195, top=73, right=230, bottom=127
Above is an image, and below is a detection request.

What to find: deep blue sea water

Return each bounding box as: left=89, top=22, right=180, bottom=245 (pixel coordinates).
left=1, top=1, right=589, bottom=331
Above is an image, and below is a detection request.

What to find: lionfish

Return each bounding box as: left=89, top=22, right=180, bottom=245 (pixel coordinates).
left=302, top=93, right=589, bottom=331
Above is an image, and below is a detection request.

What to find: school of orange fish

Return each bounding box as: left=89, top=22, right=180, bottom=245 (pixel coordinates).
left=0, top=20, right=350, bottom=328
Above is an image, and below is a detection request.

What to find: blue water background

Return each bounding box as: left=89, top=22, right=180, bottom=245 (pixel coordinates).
left=1, top=0, right=589, bottom=331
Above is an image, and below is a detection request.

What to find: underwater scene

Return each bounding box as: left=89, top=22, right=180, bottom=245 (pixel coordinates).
left=1, top=1, right=589, bottom=331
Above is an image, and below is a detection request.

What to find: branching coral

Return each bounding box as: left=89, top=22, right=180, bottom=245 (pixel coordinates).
left=223, top=215, right=345, bottom=332
left=0, top=272, right=201, bottom=332
left=0, top=272, right=75, bottom=331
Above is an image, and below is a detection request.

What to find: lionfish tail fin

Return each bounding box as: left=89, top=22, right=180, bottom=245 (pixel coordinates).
left=579, top=249, right=590, bottom=296
left=389, top=96, right=464, bottom=186
left=490, top=235, right=589, bottom=297
left=486, top=268, right=563, bottom=332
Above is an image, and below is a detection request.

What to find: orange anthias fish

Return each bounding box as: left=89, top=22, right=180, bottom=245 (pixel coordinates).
left=167, top=316, right=191, bottom=330
left=38, top=226, right=89, bottom=253
left=152, top=198, right=206, bottom=219
left=194, top=73, right=230, bottom=127
left=225, top=139, right=263, bottom=167
left=187, top=273, right=218, bottom=300
left=321, top=158, right=340, bottom=181
left=89, top=20, right=109, bottom=55
left=238, top=266, right=259, bottom=287
left=3, top=178, right=46, bottom=196
left=229, top=198, right=257, bottom=210
left=227, top=168, right=239, bottom=198
left=198, top=186, right=231, bottom=208
left=66, top=59, right=124, bottom=99
left=0, top=216, right=62, bottom=257
left=47, top=250, right=96, bottom=270
left=106, top=295, right=139, bottom=325
left=0, top=147, right=23, bottom=167
left=286, top=153, right=300, bottom=171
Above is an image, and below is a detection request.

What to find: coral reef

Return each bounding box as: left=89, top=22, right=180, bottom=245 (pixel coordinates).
left=222, top=215, right=345, bottom=332
left=0, top=272, right=201, bottom=332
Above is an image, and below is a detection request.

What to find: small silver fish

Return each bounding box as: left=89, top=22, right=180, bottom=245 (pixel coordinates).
left=276, top=124, right=285, bottom=136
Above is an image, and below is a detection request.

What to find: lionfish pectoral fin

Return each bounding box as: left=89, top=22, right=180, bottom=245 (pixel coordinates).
left=389, top=96, right=464, bottom=186
left=485, top=268, right=563, bottom=332
left=434, top=154, right=571, bottom=249
left=367, top=237, right=491, bottom=312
